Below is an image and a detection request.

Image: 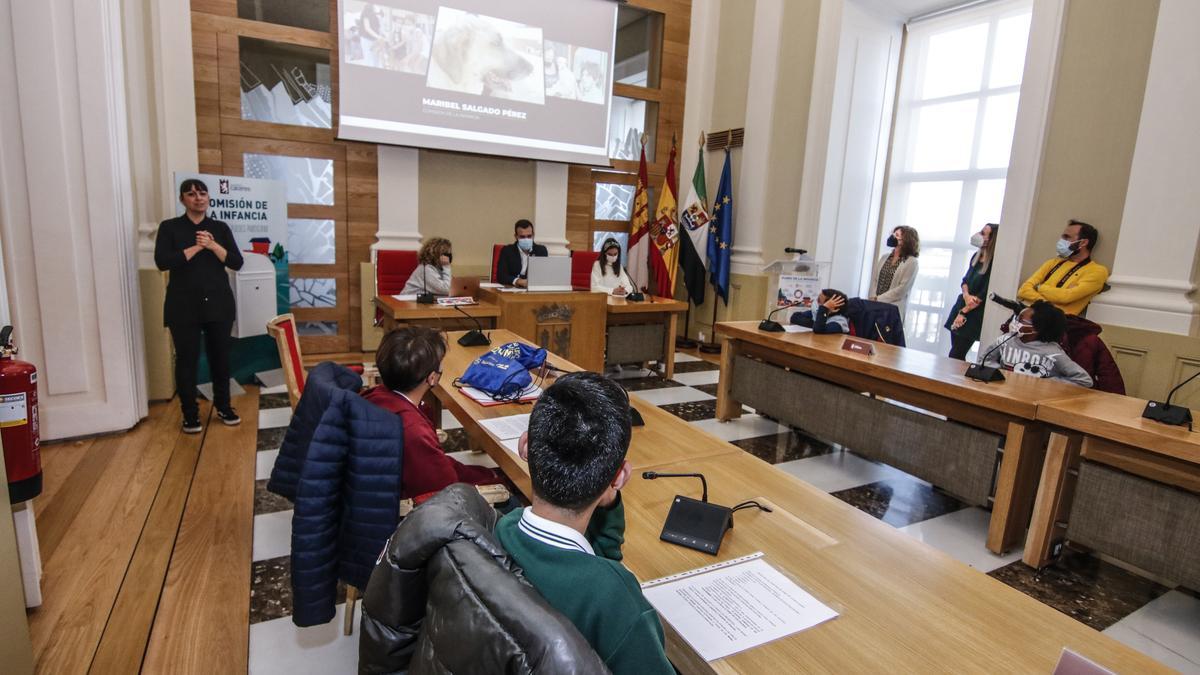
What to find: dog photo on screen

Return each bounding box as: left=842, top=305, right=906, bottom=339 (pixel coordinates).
left=427, top=7, right=546, bottom=105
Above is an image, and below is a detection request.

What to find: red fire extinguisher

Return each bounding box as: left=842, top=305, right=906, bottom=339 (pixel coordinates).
left=0, top=325, right=41, bottom=503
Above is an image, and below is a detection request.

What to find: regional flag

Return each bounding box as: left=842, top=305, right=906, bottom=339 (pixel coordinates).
left=708, top=148, right=733, bottom=304
left=678, top=143, right=710, bottom=304
left=627, top=143, right=651, bottom=292
left=650, top=140, right=680, bottom=298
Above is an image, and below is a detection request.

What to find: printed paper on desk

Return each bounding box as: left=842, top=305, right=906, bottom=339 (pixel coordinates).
left=782, top=325, right=811, bottom=334
left=479, top=282, right=503, bottom=289
left=436, top=296, right=478, bottom=306
left=392, top=293, right=418, bottom=301
left=642, top=556, right=837, bottom=661
left=479, top=413, right=530, bottom=440
left=500, top=437, right=523, bottom=460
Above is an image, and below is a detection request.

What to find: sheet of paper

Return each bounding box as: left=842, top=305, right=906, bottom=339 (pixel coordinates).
left=500, top=437, right=523, bottom=459
left=479, top=282, right=503, bottom=289
left=392, top=293, right=418, bottom=301
left=642, top=556, right=837, bottom=662
left=496, top=287, right=527, bottom=293
left=782, top=325, right=812, bottom=333
left=478, top=413, right=530, bottom=440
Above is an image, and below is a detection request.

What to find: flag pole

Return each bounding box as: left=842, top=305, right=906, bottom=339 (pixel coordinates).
left=676, top=130, right=701, bottom=350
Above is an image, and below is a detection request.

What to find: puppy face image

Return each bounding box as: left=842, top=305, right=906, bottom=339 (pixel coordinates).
left=427, top=9, right=543, bottom=104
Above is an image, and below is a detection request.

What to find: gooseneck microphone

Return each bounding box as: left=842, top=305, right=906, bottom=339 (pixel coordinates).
left=416, top=265, right=435, bottom=305
left=453, top=304, right=491, bottom=347
left=784, top=247, right=808, bottom=255
left=642, top=471, right=708, bottom=503
left=1143, top=370, right=1199, bottom=430
left=966, top=330, right=1018, bottom=383
left=758, top=301, right=801, bottom=333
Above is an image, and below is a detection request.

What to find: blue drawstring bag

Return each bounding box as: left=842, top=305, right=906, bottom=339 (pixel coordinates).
left=490, top=342, right=546, bottom=371
left=455, top=351, right=533, bottom=401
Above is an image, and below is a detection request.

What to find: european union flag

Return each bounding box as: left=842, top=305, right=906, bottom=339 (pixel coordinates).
left=707, top=148, right=733, bottom=304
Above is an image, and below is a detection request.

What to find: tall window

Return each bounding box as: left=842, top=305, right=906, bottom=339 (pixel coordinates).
left=880, top=0, right=1032, bottom=354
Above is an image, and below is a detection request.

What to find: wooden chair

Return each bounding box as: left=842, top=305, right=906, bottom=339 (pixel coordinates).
left=266, top=313, right=306, bottom=409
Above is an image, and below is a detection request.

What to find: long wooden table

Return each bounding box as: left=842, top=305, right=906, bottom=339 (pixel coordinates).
left=1024, top=390, right=1200, bottom=568
left=374, top=295, right=500, bottom=333
left=434, top=330, right=1166, bottom=673
left=714, top=321, right=1094, bottom=554
left=605, top=295, right=687, bottom=380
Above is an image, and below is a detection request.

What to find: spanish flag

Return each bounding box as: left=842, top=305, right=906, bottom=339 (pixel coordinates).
left=651, top=140, right=679, bottom=298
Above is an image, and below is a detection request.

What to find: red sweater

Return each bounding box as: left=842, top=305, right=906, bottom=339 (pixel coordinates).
left=361, top=386, right=501, bottom=499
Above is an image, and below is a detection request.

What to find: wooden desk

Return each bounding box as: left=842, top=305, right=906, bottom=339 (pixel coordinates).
left=433, top=330, right=739, bottom=497
left=620, top=452, right=1169, bottom=674
left=373, top=296, right=500, bottom=333
left=605, top=295, right=687, bottom=379
left=1024, top=390, right=1200, bottom=568
left=714, top=321, right=1094, bottom=554
left=478, top=288, right=607, bottom=371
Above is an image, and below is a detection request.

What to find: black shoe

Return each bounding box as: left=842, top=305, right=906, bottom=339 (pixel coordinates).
left=216, top=407, right=241, bottom=426
left=183, top=417, right=202, bottom=434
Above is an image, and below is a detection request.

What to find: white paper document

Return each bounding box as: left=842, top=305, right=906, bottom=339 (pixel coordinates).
left=478, top=413, right=530, bottom=440
left=479, top=282, right=503, bottom=289
left=499, top=437, right=523, bottom=459
left=642, top=553, right=837, bottom=662
left=392, top=293, right=418, bottom=301
left=782, top=325, right=812, bottom=334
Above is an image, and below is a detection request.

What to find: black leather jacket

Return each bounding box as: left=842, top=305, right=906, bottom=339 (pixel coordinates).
left=359, top=484, right=609, bottom=674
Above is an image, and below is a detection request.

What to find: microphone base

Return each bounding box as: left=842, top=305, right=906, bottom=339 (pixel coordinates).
left=625, top=292, right=645, bottom=302
left=965, top=364, right=1005, bottom=383
left=457, top=330, right=491, bottom=347
left=416, top=293, right=436, bottom=305
left=658, top=495, right=732, bottom=556
left=1142, top=400, right=1192, bottom=427
left=758, top=319, right=786, bottom=332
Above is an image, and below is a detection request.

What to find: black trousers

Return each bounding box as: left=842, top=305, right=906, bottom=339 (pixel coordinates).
left=170, top=321, right=233, bottom=418
left=948, top=330, right=977, bottom=361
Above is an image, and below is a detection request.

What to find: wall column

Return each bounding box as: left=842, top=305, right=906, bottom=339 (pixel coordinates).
left=374, top=146, right=424, bottom=254
left=1086, top=0, right=1200, bottom=335
left=0, top=0, right=148, bottom=438
left=533, top=161, right=570, bottom=256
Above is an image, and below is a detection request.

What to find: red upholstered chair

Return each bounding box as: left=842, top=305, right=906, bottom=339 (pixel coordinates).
left=570, top=250, right=600, bottom=290
left=266, top=313, right=306, bottom=409
left=375, top=249, right=420, bottom=326
left=491, top=244, right=504, bottom=283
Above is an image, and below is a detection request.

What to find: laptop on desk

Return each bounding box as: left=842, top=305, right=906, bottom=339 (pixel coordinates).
left=526, top=256, right=573, bottom=292
left=450, top=276, right=480, bottom=299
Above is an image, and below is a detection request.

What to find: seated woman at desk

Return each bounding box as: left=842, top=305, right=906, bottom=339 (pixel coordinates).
left=790, top=289, right=850, bottom=334
left=977, top=301, right=1093, bottom=388
left=591, top=237, right=637, bottom=296
left=402, top=237, right=453, bottom=296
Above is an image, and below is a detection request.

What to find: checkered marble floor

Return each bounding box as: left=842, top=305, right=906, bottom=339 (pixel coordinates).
left=247, top=357, right=1200, bottom=674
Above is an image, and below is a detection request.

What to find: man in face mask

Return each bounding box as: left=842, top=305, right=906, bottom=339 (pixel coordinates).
left=1017, top=219, right=1109, bottom=316
left=496, top=219, right=549, bottom=288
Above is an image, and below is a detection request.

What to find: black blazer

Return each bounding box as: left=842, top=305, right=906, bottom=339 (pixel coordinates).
left=495, top=242, right=548, bottom=285
left=154, top=214, right=244, bottom=326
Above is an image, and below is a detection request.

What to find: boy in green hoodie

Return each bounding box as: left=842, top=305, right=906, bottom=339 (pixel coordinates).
left=495, top=372, right=674, bottom=675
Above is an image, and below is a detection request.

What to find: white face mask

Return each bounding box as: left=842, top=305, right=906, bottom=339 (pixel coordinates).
left=606, top=253, right=619, bottom=263
left=970, top=232, right=985, bottom=248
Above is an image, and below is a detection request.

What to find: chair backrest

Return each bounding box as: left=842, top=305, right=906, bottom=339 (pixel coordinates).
left=491, top=244, right=504, bottom=283
left=570, top=250, right=600, bottom=290
left=266, top=313, right=305, bottom=408
left=376, top=249, right=420, bottom=296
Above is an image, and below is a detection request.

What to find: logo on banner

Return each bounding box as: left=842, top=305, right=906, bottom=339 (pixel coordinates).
left=219, top=178, right=230, bottom=194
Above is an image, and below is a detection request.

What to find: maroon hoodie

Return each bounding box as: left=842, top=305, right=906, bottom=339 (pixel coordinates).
left=1061, top=316, right=1126, bottom=395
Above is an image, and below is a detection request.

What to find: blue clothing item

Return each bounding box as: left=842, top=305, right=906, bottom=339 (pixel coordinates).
left=290, top=387, right=405, bottom=627
left=267, top=361, right=362, bottom=501
left=790, top=307, right=850, bottom=334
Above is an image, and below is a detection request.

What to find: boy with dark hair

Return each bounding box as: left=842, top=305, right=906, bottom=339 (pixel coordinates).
left=496, top=372, right=673, bottom=675
left=362, top=326, right=504, bottom=498
left=790, top=288, right=851, bottom=334
left=978, top=301, right=1093, bottom=387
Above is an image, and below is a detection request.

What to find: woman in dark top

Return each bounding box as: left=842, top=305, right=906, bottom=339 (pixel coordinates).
left=945, top=223, right=998, bottom=360
left=154, top=179, right=245, bottom=433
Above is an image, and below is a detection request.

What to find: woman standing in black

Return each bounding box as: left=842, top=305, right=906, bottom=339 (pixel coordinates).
left=155, top=179, right=245, bottom=432
left=945, top=223, right=998, bottom=360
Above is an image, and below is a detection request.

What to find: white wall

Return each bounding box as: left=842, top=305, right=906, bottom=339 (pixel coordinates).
left=0, top=0, right=148, bottom=438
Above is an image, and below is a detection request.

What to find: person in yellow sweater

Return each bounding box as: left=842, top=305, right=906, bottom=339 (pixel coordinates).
left=1018, top=220, right=1108, bottom=316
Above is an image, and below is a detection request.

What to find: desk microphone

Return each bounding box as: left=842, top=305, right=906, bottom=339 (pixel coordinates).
left=989, top=293, right=1025, bottom=313
left=452, top=304, right=491, bottom=347
left=643, top=471, right=729, bottom=554
left=965, top=330, right=1018, bottom=383
left=784, top=247, right=808, bottom=255
left=416, top=266, right=435, bottom=305
left=642, top=471, right=708, bottom=502
left=1142, top=370, right=1199, bottom=430
left=758, top=302, right=801, bottom=333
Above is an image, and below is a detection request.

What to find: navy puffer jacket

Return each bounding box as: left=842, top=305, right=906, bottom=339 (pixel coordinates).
left=290, top=386, right=405, bottom=627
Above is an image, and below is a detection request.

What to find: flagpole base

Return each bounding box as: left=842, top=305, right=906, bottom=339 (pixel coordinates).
left=675, top=336, right=698, bottom=349
left=698, top=340, right=722, bottom=354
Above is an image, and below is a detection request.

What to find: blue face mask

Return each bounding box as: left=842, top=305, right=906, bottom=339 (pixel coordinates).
left=1055, top=238, right=1076, bottom=258
left=517, top=238, right=534, bottom=252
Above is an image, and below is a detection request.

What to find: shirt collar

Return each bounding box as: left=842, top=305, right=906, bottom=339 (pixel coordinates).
left=518, top=508, right=594, bottom=556
left=390, top=389, right=421, bottom=409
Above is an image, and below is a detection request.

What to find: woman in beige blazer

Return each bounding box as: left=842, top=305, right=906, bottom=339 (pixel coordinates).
left=872, top=225, right=920, bottom=319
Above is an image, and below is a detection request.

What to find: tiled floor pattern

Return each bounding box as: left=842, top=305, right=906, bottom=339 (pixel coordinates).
left=247, top=354, right=1199, bottom=674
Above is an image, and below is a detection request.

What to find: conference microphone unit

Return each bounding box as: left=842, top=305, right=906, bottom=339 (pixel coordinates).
left=965, top=331, right=1018, bottom=383
left=758, top=301, right=801, bottom=333
left=452, top=305, right=491, bottom=347
left=1142, top=370, right=1199, bottom=430
left=784, top=247, right=808, bottom=255
left=416, top=266, right=435, bottom=304
left=642, top=471, right=731, bottom=555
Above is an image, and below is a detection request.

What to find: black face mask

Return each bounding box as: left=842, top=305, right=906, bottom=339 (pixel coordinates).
left=886, top=234, right=898, bottom=248
left=445, top=252, right=453, bottom=264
